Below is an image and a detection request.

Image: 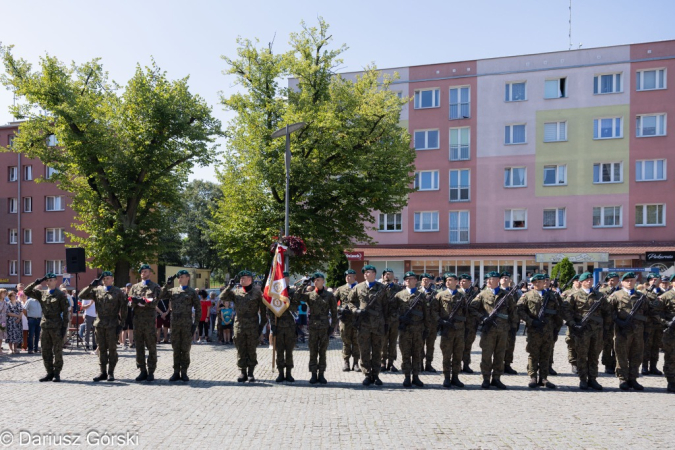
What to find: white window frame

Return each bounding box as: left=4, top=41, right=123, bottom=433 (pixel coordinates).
left=593, top=162, right=623, bottom=184
left=543, top=121, right=567, bottom=142
left=9, top=260, right=18, bottom=276
left=46, top=227, right=66, bottom=243
left=544, top=77, right=567, bottom=99
left=504, top=167, right=527, bottom=188
left=449, top=86, right=470, bottom=119
left=504, top=209, right=528, bottom=230
left=414, top=129, right=440, bottom=150
left=449, top=127, right=470, bottom=161
left=593, top=206, right=622, bottom=228
left=635, top=204, right=666, bottom=227
left=46, top=195, right=65, bottom=211
left=636, top=113, right=667, bottom=137
left=594, top=73, right=623, bottom=94
left=23, top=260, right=32, bottom=276
left=636, top=159, right=666, bottom=182
left=8, top=166, right=18, bottom=182
left=593, top=117, right=623, bottom=139
left=449, top=169, right=470, bottom=202
left=449, top=210, right=470, bottom=244
left=23, top=196, right=32, bottom=213
left=24, top=165, right=32, bottom=181
left=46, top=166, right=57, bottom=179
left=543, top=208, right=566, bottom=229
left=378, top=213, right=402, bottom=232
left=505, top=81, right=527, bottom=102
left=9, top=229, right=18, bottom=245
left=505, top=124, right=526, bottom=144
left=636, top=68, right=666, bottom=91
left=543, top=165, right=567, bottom=186
left=47, top=134, right=58, bottom=147
left=414, top=88, right=440, bottom=109
left=46, top=260, right=65, bottom=275
left=23, top=229, right=32, bottom=244
left=414, top=211, right=439, bottom=232
left=414, top=170, right=439, bottom=191
left=9, top=198, right=18, bottom=214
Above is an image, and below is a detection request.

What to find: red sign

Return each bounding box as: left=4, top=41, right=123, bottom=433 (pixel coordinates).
left=344, top=251, right=364, bottom=261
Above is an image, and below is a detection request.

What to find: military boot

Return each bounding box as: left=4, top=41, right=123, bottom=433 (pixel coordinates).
left=548, top=367, right=557, bottom=376
left=504, top=364, right=518, bottom=375
left=237, top=369, right=248, bottom=383
left=309, top=371, right=318, bottom=384
left=443, top=372, right=451, bottom=388
left=318, top=370, right=327, bottom=384
left=135, top=369, right=148, bottom=382
left=642, top=364, right=650, bottom=376
left=649, top=362, right=663, bottom=376
left=342, top=360, right=351, bottom=372
left=285, top=368, right=295, bottom=382
left=619, top=380, right=630, bottom=390
left=629, top=379, right=644, bottom=391
left=667, top=378, right=675, bottom=393
left=373, top=374, right=383, bottom=386
left=181, top=370, right=189, bottom=382
left=52, top=372, right=61, bottom=382
left=107, top=371, right=115, bottom=382
left=579, top=379, right=589, bottom=390
left=39, top=373, right=54, bottom=382
left=481, top=375, right=491, bottom=389
left=362, top=375, right=372, bottom=386
left=412, top=374, right=424, bottom=387
left=588, top=378, right=603, bottom=391
left=528, top=377, right=539, bottom=388
left=424, top=362, right=437, bottom=373
left=403, top=373, right=412, bottom=387
left=604, top=364, right=615, bottom=375
left=389, top=361, right=399, bottom=373
left=147, top=369, right=155, bottom=382
left=490, top=376, right=507, bottom=390
left=451, top=374, right=464, bottom=388
left=462, top=363, right=474, bottom=374
left=247, top=367, right=255, bottom=382
left=169, top=372, right=181, bottom=382
left=93, top=367, right=108, bottom=382
left=542, top=378, right=556, bottom=389
left=276, top=368, right=285, bottom=383
left=380, top=362, right=388, bottom=372
left=353, top=360, right=361, bottom=372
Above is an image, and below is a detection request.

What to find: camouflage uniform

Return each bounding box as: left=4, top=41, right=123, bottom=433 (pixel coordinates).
left=503, top=286, right=523, bottom=373
left=220, top=285, right=265, bottom=375
left=462, top=285, right=481, bottom=371
left=436, top=288, right=467, bottom=379
left=128, top=280, right=161, bottom=375
left=421, top=288, right=439, bottom=370
left=600, top=285, right=619, bottom=371
left=546, top=288, right=565, bottom=373
left=334, top=283, right=360, bottom=368
left=161, top=284, right=201, bottom=376
left=295, top=287, right=338, bottom=376
left=79, top=284, right=127, bottom=377
left=659, top=288, right=675, bottom=391
left=643, top=287, right=665, bottom=374
left=348, top=281, right=389, bottom=381
left=381, top=283, right=404, bottom=369
left=608, top=289, right=650, bottom=385
left=268, top=287, right=299, bottom=375
left=561, top=287, right=580, bottom=367
left=517, top=289, right=561, bottom=383
left=393, top=288, right=430, bottom=379
left=24, top=281, right=70, bottom=377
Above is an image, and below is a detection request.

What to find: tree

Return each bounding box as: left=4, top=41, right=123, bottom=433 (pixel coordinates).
left=1, top=47, right=221, bottom=285
left=211, top=18, right=415, bottom=274
left=326, top=252, right=349, bottom=289
left=551, top=257, right=577, bottom=289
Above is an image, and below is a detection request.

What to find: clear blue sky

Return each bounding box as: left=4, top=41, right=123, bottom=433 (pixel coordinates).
left=1, top=0, right=673, bottom=181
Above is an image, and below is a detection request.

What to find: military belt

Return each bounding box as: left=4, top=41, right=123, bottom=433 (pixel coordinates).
left=544, top=309, right=557, bottom=315
left=409, top=310, right=423, bottom=317
left=632, top=314, right=647, bottom=322
left=496, top=313, right=509, bottom=320
left=453, top=316, right=466, bottom=322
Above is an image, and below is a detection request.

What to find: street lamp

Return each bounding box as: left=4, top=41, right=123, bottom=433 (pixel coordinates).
left=271, top=122, right=306, bottom=239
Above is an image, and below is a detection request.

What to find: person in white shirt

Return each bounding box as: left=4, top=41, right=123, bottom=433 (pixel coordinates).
left=82, top=293, right=97, bottom=352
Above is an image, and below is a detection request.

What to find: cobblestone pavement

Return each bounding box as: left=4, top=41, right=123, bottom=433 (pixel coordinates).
left=0, top=329, right=673, bottom=449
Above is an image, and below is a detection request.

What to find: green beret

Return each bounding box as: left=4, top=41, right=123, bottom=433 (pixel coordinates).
left=282, top=271, right=290, bottom=277
left=45, top=272, right=58, bottom=280
left=669, top=274, right=675, bottom=282
left=403, top=271, right=418, bottom=279
left=661, top=276, right=670, bottom=282
left=101, top=271, right=114, bottom=278
left=570, top=274, right=580, bottom=281
left=647, top=273, right=659, bottom=280
left=362, top=265, right=377, bottom=273
left=578, top=272, right=593, bottom=282
left=238, top=270, right=253, bottom=278
left=459, top=274, right=472, bottom=280
left=345, top=269, right=357, bottom=275
left=543, top=273, right=550, bottom=279
left=530, top=274, right=546, bottom=282
left=486, top=271, right=500, bottom=278
left=382, top=267, right=394, bottom=274
left=500, top=271, right=511, bottom=278
left=607, top=272, right=620, bottom=279
left=443, top=272, right=458, bottom=281
left=139, top=264, right=151, bottom=272
left=312, top=272, right=325, bottom=280
left=421, top=273, right=433, bottom=280
left=177, top=269, right=190, bottom=277
left=621, top=272, right=636, bottom=280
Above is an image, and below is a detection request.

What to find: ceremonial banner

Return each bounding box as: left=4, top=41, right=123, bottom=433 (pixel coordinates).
left=263, top=244, right=290, bottom=317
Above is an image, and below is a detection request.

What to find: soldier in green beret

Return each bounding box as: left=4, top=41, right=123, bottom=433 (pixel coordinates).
left=500, top=271, right=521, bottom=375
left=600, top=272, right=620, bottom=374
left=79, top=271, right=128, bottom=382
left=459, top=274, right=480, bottom=374
left=269, top=271, right=300, bottom=383
left=660, top=274, right=675, bottom=392
left=436, top=273, right=467, bottom=388
left=561, top=274, right=581, bottom=373
left=160, top=269, right=201, bottom=382
left=128, top=264, right=161, bottom=382
left=421, top=273, right=439, bottom=372
left=334, top=269, right=361, bottom=372
left=642, top=273, right=665, bottom=376
left=380, top=268, right=404, bottom=373
left=24, top=273, right=71, bottom=382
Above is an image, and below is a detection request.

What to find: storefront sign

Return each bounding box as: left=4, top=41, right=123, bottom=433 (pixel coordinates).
left=645, top=252, right=675, bottom=262
left=535, top=252, right=609, bottom=263
left=344, top=251, right=364, bottom=261
left=0, top=278, right=9, bottom=283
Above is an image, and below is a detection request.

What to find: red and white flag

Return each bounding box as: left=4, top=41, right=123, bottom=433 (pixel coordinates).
left=263, top=244, right=290, bottom=317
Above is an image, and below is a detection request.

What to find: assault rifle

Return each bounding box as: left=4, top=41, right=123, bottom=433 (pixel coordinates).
left=398, top=288, right=429, bottom=332
left=480, top=281, right=526, bottom=335
left=354, top=282, right=389, bottom=330
left=614, top=285, right=654, bottom=336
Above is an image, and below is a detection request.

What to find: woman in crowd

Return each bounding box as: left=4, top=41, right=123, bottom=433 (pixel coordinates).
left=0, top=289, right=7, bottom=355
left=6, top=291, right=24, bottom=354
left=19, top=291, right=28, bottom=351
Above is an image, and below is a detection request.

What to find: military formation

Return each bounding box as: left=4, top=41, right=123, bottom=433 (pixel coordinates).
left=21, top=265, right=675, bottom=393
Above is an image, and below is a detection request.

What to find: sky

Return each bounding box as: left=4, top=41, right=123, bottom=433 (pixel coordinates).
left=1, top=0, right=673, bottom=182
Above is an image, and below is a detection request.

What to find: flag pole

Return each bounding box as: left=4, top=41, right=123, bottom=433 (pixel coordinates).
left=272, top=316, right=277, bottom=370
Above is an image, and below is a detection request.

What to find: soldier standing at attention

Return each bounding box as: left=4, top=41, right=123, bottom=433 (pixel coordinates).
left=128, top=264, right=161, bottom=382
left=160, top=269, right=200, bottom=382
left=394, top=271, right=429, bottom=387
left=460, top=274, right=480, bottom=374
left=500, top=271, right=520, bottom=375
left=220, top=270, right=265, bottom=383
left=421, top=273, right=439, bottom=372
left=79, top=271, right=127, bottom=382
left=642, top=273, right=665, bottom=376
left=269, top=271, right=300, bottom=383
left=470, top=271, right=517, bottom=390
left=24, top=273, right=70, bottom=382
left=295, top=273, right=338, bottom=384
left=334, top=269, right=360, bottom=372
left=561, top=274, right=580, bottom=373
left=380, top=268, right=403, bottom=373
left=601, top=272, right=620, bottom=374
left=543, top=273, right=564, bottom=376
left=436, top=273, right=467, bottom=388
left=348, top=264, right=389, bottom=386
left=608, top=272, right=651, bottom=391
left=658, top=274, right=675, bottom=393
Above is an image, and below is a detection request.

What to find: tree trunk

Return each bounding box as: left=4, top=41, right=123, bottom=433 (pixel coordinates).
left=114, top=260, right=131, bottom=287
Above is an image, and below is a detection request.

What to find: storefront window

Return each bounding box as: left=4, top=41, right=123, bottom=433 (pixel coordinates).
left=484, top=260, right=499, bottom=277
left=525, top=260, right=539, bottom=279
left=411, top=260, right=425, bottom=275
left=457, top=260, right=471, bottom=277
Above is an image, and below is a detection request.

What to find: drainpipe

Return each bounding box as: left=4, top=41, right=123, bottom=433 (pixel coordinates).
left=17, top=152, right=21, bottom=284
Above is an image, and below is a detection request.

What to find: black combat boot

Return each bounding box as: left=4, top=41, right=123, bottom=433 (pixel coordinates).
left=285, top=368, right=295, bottom=382
left=343, top=360, right=351, bottom=372
left=362, top=375, right=372, bottom=386
left=181, top=370, right=189, bottom=382
left=380, top=362, right=388, bottom=372
left=667, top=378, right=675, bottom=393
left=276, top=368, right=285, bottom=383
left=403, top=374, right=412, bottom=387
left=542, top=378, right=556, bottom=389
left=169, top=372, right=181, bottom=382
left=619, top=380, right=630, bottom=390
left=642, top=364, right=650, bottom=376
left=588, top=378, right=603, bottom=391
left=237, top=369, right=248, bottom=383
left=462, top=363, right=474, bottom=374
left=411, top=374, right=424, bottom=387
left=547, top=367, right=557, bottom=376
left=491, top=376, right=507, bottom=390
left=528, top=377, right=539, bottom=388
left=309, top=371, right=318, bottom=384
left=39, top=373, right=54, bottom=382
left=353, top=360, right=361, bottom=372
left=629, top=379, right=644, bottom=391
left=389, top=361, right=399, bottom=373
left=650, top=362, right=663, bottom=376
left=579, top=379, right=589, bottom=390
left=135, top=369, right=148, bottom=382
left=481, top=375, right=491, bottom=389
left=373, top=374, right=383, bottom=386
left=52, top=372, right=61, bottom=382
left=107, top=371, right=115, bottom=382
left=604, top=364, right=615, bottom=375
left=443, top=372, right=451, bottom=388
left=147, top=369, right=155, bottom=382
left=318, top=370, right=327, bottom=384
left=504, top=364, right=518, bottom=375
left=93, top=367, right=108, bottom=382
left=424, top=362, right=437, bottom=373
left=247, top=368, right=255, bottom=382
left=451, top=374, right=464, bottom=388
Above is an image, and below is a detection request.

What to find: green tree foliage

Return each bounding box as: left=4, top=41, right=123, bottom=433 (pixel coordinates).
left=326, top=252, right=349, bottom=289
left=551, top=257, right=577, bottom=289
left=212, top=19, right=415, bottom=273
left=1, top=47, right=221, bottom=285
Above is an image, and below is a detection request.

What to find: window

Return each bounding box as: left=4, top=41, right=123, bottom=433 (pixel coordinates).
left=543, top=165, right=567, bottom=186
left=414, top=129, right=439, bottom=150
left=544, top=78, right=567, bottom=98
left=24, top=165, right=32, bottom=181
left=504, top=167, right=527, bottom=187
left=9, top=166, right=17, bottom=182
left=414, top=211, right=439, bottom=232
left=636, top=114, right=666, bottom=137
left=46, top=166, right=58, bottom=179
left=414, top=88, right=440, bottom=109
left=46, top=228, right=66, bottom=243
left=23, top=229, right=32, bottom=244
left=593, top=206, right=622, bottom=227
left=449, top=211, right=469, bottom=244
left=637, top=69, right=666, bottom=91
left=449, top=169, right=470, bottom=202
left=593, top=117, right=623, bottom=139
left=544, top=122, right=567, bottom=142
left=9, top=261, right=18, bottom=276
left=594, top=73, right=622, bottom=94
left=505, top=124, right=526, bottom=144
left=23, top=260, right=32, bottom=276
left=449, top=86, right=470, bottom=119
left=23, top=197, right=32, bottom=213
left=543, top=208, right=566, bottom=229
left=636, top=159, right=666, bottom=181
left=378, top=213, right=402, bottom=232
left=504, top=209, right=527, bottom=229
left=505, top=82, right=526, bottom=101
left=449, top=127, right=470, bottom=161
left=635, top=204, right=666, bottom=227
left=9, top=198, right=18, bottom=214
left=414, top=171, right=439, bottom=191
left=46, top=260, right=65, bottom=275
left=9, top=229, right=18, bottom=245
left=47, top=134, right=58, bottom=146
left=46, top=195, right=65, bottom=211
left=593, top=162, right=622, bottom=183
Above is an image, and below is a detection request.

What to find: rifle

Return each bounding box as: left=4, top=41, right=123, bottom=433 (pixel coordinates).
left=439, top=289, right=469, bottom=335
left=569, top=283, right=603, bottom=336
left=354, top=282, right=388, bottom=329
left=615, top=285, right=653, bottom=335
left=558, top=276, right=576, bottom=294
left=480, top=281, right=526, bottom=335
left=398, top=288, right=428, bottom=332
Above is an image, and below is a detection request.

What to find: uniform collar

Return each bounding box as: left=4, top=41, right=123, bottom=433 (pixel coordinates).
left=349, top=282, right=357, bottom=289
left=181, top=285, right=188, bottom=291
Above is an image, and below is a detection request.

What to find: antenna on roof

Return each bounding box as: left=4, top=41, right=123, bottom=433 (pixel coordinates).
left=568, top=0, right=573, bottom=50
